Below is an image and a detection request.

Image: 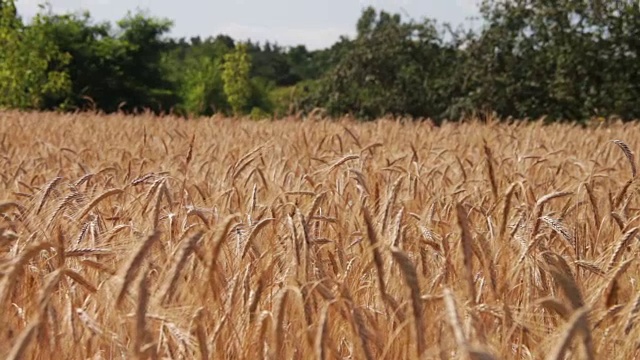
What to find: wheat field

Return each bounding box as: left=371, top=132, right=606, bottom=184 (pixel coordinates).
left=1, top=111, right=640, bottom=359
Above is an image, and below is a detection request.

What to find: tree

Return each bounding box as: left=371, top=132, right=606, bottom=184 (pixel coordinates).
left=222, top=42, right=252, bottom=115
left=36, top=11, right=119, bottom=111
left=0, top=0, right=71, bottom=109
left=114, top=12, right=178, bottom=113
left=35, top=10, right=178, bottom=113
left=314, top=7, right=457, bottom=120
left=460, top=0, right=640, bottom=121
left=162, top=34, right=235, bottom=116
left=180, top=56, right=228, bottom=116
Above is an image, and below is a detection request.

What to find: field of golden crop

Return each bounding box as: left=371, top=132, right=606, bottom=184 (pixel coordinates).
left=1, top=111, right=640, bottom=359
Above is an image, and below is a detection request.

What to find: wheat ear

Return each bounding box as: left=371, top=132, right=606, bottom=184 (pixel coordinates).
left=611, top=139, right=637, bottom=178
left=362, top=205, right=387, bottom=297
left=443, top=288, right=469, bottom=350
left=36, top=176, right=63, bottom=214
left=391, top=247, right=425, bottom=357
left=456, top=203, right=476, bottom=303
left=6, top=320, right=40, bottom=360
left=545, top=307, right=593, bottom=360
left=241, top=218, right=274, bottom=259
left=76, top=188, right=124, bottom=220
left=191, top=307, right=209, bottom=360
left=160, top=230, right=203, bottom=304
left=607, top=226, right=638, bottom=270
left=531, top=191, right=573, bottom=241
left=116, top=231, right=160, bottom=306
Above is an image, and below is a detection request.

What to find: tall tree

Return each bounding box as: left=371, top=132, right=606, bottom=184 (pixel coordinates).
left=115, top=12, right=177, bottom=113
left=314, top=7, right=457, bottom=120
left=222, top=42, right=252, bottom=115
left=460, top=0, right=640, bottom=120
left=37, top=10, right=178, bottom=113
left=0, top=0, right=71, bottom=109
left=180, top=56, right=228, bottom=115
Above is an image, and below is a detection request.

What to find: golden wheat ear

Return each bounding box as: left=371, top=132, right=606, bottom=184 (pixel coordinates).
left=611, top=139, right=637, bottom=178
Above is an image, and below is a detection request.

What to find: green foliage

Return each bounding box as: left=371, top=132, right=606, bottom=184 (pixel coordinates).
left=269, top=86, right=296, bottom=117
left=36, top=10, right=177, bottom=113
left=314, top=7, right=458, bottom=120
left=249, top=106, right=271, bottom=120
left=111, top=12, right=178, bottom=112
left=162, top=35, right=234, bottom=116
left=0, top=0, right=71, bottom=109
left=2, top=1, right=640, bottom=121
left=182, top=56, right=227, bottom=116
left=305, top=2, right=640, bottom=122
left=222, top=43, right=252, bottom=115
left=460, top=0, right=640, bottom=121
left=269, top=80, right=324, bottom=116
left=34, top=12, right=118, bottom=110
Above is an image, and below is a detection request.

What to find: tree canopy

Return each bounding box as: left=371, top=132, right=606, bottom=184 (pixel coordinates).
left=1, top=0, right=639, bottom=122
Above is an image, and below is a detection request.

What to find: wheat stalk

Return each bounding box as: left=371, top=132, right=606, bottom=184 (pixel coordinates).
left=484, top=141, right=498, bottom=198
left=531, top=191, right=573, bottom=241
left=583, top=182, right=601, bottom=229
left=191, top=307, right=209, bottom=360
left=241, top=218, right=274, bottom=259
left=134, top=270, right=149, bottom=358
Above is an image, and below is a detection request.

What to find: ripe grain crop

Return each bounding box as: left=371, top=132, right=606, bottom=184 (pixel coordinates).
left=1, top=111, right=640, bottom=359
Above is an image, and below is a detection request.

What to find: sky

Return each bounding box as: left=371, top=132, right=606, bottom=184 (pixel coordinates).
left=15, top=0, right=481, bottom=50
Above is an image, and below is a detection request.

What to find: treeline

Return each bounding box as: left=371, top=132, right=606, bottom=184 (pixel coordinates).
left=1, top=0, right=639, bottom=121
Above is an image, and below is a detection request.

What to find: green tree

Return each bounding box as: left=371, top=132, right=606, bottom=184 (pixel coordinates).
left=0, top=0, right=71, bottom=109
left=114, top=12, right=178, bottom=113
left=314, top=7, right=457, bottom=120
left=180, top=56, right=228, bottom=115
left=460, top=0, right=640, bottom=121
left=162, top=35, right=234, bottom=116
left=36, top=11, right=119, bottom=111
left=36, top=10, right=178, bottom=113
left=222, top=42, right=252, bottom=115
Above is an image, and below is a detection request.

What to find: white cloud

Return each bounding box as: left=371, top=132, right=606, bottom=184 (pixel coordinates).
left=456, top=0, right=480, bottom=13
left=15, top=0, right=46, bottom=18
left=359, top=0, right=412, bottom=6
left=17, top=0, right=85, bottom=19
